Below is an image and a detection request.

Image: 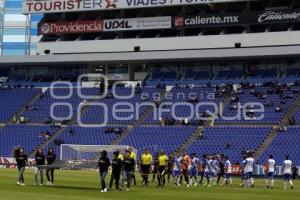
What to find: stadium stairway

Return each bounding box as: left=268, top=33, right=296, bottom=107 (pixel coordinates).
left=254, top=93, right=300, bottom=160
left=111, top=89, right=167, bottom=145
left=8, top=89, right=43, bottom=124
left=174, top=125, right=206, bottom=154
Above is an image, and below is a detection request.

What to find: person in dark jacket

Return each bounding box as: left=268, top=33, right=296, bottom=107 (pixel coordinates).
left=15, top=148, right=27, bottom=186
left=109, top=151, right=122, bottom=191
left=96, top=150, right=110, bottom=192
left=122, top=150, right=136, bottom=191
left=46, top=148, right=56, bottom=186
left=34, top=148, right=45, bottom=186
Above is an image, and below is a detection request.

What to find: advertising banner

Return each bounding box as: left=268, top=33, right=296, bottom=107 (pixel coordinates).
left=39, top=20, right=103, bottom=34
left=23, top=0, right=253, bottom=14
left=39, top=16, right=171, bottom=34
left=174, top=9, right=300, bottom=28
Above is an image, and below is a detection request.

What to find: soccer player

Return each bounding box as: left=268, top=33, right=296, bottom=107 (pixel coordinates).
left=189, top=153, right=200, bottom=187
left=217, top=155, right=225, bottom=185
left=167, top=154, right=174, bottom=183
left=199, top=154, right=206, bottom=185
left=152, top=153, right=159, bottom=182
left=222, top=156, right=232, bottom=187
left=140, top=149, right=152, bottom=186
left=46, top=148, right=56, bottom=186
left=109, top=151, right=122, bottom=191
left=240, top=155, right=247, bottom=187
left=265, top=155, right=276, bottom=189
left=203, top=155, right=212, bottom=187
left=34, top=148, right=45, bottom=186
left=172, top=152, right=182, bottom=187
left=283, top=155, right=294, bottom=190
left=123, top=150, right=136, bottom=191
left=157, top=150, right=168, bottom=187
left=180, top=151, right=191, bottom=187
left=211, top=155, right=220, bottom=186
left=242, top=152, right=255, bottom=188
left=15, top=148, right=27, bottom=186
left=96, top=150, right=110, bottom=192
left=128, top=147, right=137, bottom=186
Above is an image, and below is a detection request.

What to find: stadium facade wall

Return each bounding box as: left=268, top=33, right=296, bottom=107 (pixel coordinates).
left=37, top=31, right=300, bottom=55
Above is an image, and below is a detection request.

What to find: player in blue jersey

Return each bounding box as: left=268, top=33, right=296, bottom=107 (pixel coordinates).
left=189, top=153, right=200, bottom=187
left=172, top=152, right=182, bottom=187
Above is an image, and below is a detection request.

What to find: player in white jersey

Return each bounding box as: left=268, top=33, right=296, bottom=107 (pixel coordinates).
left=242, top=153, right=255, bottom=188
left=189, top=153, right=200, bottom=187
left=211, top=155, right=220, bottom=186
left=222, top=156, right=232, bottom=187
left=172, top=152, right=182, bottom=187
left=264, top=155, right=276, bottom=189
left=240, top=155, right=247, bottom=187
left=283, top=155, right=294, bottom=190
left=203, top=155, right=213, bottom=187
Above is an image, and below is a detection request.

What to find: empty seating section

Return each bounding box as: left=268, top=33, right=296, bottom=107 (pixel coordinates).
left=120, top=126, right=197, bottom=157
left=23, top=88, right=99, bottom=122
left=0, top=88, right=40, bottom=121
left=258, top=127, right=300, bottom=165
left=188, top=126, right=271, bottom=163
left=81, top=87, right=162, bottom=124
left=0, top=125, right=57, bottom=157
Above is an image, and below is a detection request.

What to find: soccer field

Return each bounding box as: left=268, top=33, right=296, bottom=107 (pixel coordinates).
left=0, top=169, right=299, bottom=200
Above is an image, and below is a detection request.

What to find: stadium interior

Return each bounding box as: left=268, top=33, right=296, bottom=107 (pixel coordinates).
left=0, top=0, right=300, bottom=172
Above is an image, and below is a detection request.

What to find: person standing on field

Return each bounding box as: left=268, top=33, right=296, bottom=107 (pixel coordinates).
left=15, top=148, right=27, bottom=186
left=109, top=151, right=122, bottom=191
left=96, top=150, right=110, bottom=193
left=46, top=148, right=56, bottom=186
left=34, top=148, right=45, bottom=186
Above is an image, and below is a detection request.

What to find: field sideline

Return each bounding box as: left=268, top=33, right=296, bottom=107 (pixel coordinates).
left=0, top=169, right=299, bottom=200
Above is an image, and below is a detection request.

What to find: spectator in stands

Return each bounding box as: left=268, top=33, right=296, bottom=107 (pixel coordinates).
left=46, top=148, right=56, bottom=186
left=15, top=147, right=27, bottom=186
left=288, top=117, right=296, bottom=125
left=275, top=105, right=283, bottom=112
left=19, top=116, right=26, bottom=124
left=69, top=128, right=75, bottom=136
left=34, top=148, right=45, bottom=186
left=96, top=150, right=110, bottom=193
left=12, top=115, right=17, bottom=124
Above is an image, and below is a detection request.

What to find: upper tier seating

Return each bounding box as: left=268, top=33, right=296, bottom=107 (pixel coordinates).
left=0, top=88, right=40, bottom=121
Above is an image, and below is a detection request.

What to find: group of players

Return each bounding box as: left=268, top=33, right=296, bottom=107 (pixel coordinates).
left=98, top=148, right=296, bottom=192
left=14, top=146, right=296, bottom=192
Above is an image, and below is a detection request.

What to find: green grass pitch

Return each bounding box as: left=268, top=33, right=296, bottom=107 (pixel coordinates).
left=0, top=169, right=299, bottom=200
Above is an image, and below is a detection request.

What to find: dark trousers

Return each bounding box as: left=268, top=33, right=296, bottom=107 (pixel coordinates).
left=46, top=169, right=55, bottom=183
left=99, top=171, right=108, bottom=190
left=109, top=171, right=121, bottom=190
left=18, top=167, right=25, bottom=183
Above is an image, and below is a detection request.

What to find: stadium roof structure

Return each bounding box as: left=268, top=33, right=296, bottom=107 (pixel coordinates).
left=1, top=45, right=300, bottom=66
